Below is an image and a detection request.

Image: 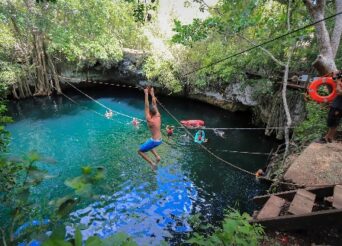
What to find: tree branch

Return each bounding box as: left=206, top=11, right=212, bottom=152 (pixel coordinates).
left=282, top=0, right=294, bottom=163
left=1, top=228, right=7, bottom=246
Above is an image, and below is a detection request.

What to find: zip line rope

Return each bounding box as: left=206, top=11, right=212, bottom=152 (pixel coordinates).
left=177, top=127, right=295, bottom=130
left=64, top=79, right=296, bottom=131
left=52, top=85, right=126, bottom=124
left=64, top=80, right=145, bottom=122
left=216, top=150, right=271, bottom=155
left=156, top=99, right=342, bottom=188
left=183, top=11, right=342, bottom=76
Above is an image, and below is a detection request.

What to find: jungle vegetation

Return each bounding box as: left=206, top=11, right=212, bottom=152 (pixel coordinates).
left=0, top=0, right=342, bottom=244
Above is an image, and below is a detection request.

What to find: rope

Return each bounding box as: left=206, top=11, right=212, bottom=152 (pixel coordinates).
left=53, top=86, right=126, bottom=124
left=216, top=150, right=271, bottom=155
left=177, top=127, right=295, bottom=130
left=64, top=80, right=145, bottom=122
left=156, top=99, right=342, bottom=188
left=64, top=79, right=297, bottom=131
left=183, top=11, right=342, bottom=76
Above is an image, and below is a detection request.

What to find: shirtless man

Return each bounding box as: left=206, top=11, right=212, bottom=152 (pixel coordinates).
left=138, top=87, right=162, bottom=170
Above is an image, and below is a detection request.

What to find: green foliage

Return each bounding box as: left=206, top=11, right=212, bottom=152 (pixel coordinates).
left=0, top=151, right=57, bottom=243
left=171, top=17, right=223, bottom=46
left=294, top=100, right=328, bottom=143
left=170, top=0, right=319, bottom=90
left=65, top=166, right=106, bottom=197
left=187, top=209, right=264, bottom=246
left=54, top=196, right=79, bottom=218
left=143, top=56, right=182, bottom=93
left=0, top=0, right=150, bottom=83
left=42, top=226, right=137, bottom=246
left=0, top=149, right=107, bottom=244
left=47, top=0, right=148, bottom=67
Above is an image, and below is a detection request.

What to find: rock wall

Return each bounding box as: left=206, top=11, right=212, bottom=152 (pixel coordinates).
left=59, top=49, right=306, bottom=138
left=59, top=48, right=147, bottom=87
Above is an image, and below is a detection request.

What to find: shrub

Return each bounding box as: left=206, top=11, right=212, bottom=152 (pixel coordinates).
left=294, top=100, right=329, bottom=143
left=187, top=209, right=264, bottom=246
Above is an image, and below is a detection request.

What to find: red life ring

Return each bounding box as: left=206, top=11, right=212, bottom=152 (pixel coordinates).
left=307, top=77, right=337, bottom=103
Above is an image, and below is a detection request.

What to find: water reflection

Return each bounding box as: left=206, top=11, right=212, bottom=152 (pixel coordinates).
left=67, top=165, right=196, bottom=245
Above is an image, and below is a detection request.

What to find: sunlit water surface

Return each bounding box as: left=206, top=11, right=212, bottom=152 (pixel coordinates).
left=6, top=88, right=278, bottom=245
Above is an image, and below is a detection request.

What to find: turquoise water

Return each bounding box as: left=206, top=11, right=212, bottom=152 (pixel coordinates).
left=6, top=88, right=278, bottom=244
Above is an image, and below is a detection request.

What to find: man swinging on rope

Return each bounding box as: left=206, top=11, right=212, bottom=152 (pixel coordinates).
left=138, top=87, right=162, bottom=170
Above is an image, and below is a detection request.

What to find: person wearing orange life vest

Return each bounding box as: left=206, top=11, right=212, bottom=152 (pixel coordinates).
left=320, top=71, right=342, bottom=143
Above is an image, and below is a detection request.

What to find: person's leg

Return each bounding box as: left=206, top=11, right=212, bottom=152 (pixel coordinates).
left=138, top=150, right=156, bottom=170
left=325, top=127, right=338, bottom=142
left=150, top=149, right=161, bottom=163
left=325, top=108, right=341, bottom=142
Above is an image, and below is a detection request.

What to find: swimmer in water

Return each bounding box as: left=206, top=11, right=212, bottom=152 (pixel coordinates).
left=105, top=110, right=113, bottom=119
left=132, top=117, right=140, bottom=128
left=214, top=128, right=225, bottom=138
left=194, top=130, right=208, bottom=144
left=166, top=125, right=174, bottom=139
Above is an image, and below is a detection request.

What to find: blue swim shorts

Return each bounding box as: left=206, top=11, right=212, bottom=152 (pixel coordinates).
left=139, top=138, right=162, bottom=152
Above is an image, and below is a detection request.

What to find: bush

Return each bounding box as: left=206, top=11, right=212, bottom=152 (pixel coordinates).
left=143, top=56, right=182, bottom=93
left=187, top=209, right=264, bottom=246
left=294, top=100, right=329, bottom=143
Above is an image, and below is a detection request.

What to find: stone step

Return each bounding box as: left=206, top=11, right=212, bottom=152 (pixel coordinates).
left=333, top=185, right=342, bottom=209
left=257, top=195, right=286, bottom=220
left=288, top=189, right=316, bottom=215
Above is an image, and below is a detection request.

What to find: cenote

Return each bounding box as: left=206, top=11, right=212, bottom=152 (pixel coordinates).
left=6, top=87, right=278, bottom=245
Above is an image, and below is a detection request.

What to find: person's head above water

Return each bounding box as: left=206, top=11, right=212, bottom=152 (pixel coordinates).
left=149, top=105, right=157, bottom=116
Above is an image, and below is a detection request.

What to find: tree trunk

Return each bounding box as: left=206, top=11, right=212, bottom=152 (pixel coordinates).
left=12, top=86, right=19, bottom=100
left=304, top=0, right=339, bottom=74
left=331, top=0, right=342, bottom=57
left=46, top=50, right=62, bottom=94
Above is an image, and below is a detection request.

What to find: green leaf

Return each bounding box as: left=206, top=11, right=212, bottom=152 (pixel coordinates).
left=85, top=236, right=103, bottom=246
left=50, top=224, right=66, bottom=240
left=75, top=228, right=82, bottom=246
left=27, top=151, right=41, bottom=163
left=92, top=166, right=106, bottom=182
left=56, top=196, right=78, bottom=218
left=42, top=239, right=73, bottom=246
left=65, top=176, right=92, bottom=196
left=102, top=232, right=137, bottom=246
left=16, top=187, right=30, bottom=202
left=82, top=166, right=92, bottom=175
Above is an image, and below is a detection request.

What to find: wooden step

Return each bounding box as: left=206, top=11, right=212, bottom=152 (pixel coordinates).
left=257, top=195, right=286, bottom=220
left=288, top=189, right=316, bottom=215
left=333, top=185, right=342, bottom=209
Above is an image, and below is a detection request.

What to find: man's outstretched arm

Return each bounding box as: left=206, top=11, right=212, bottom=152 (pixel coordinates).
left=150, top=87, right=160, bottom=116
left=144, top=88, right=151, bottom=120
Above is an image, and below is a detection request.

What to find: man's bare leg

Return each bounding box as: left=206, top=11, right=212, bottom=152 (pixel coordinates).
left=138, top=150, right=157, bottom=170
left=325, top=127, right=337, bottom=142
left=150, top=149, right=161, bottom=163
